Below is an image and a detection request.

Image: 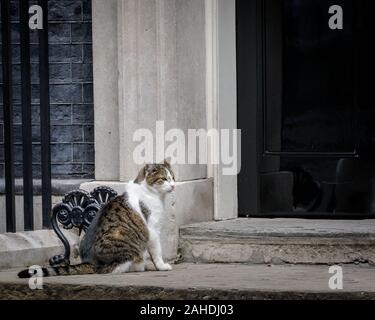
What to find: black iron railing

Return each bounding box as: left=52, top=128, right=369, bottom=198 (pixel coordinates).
left=20, top=0, right=34, bottom=230
left=38, top=0, right=52, bottom=229
left=1, top=0, right=16, bottom=232
left=1, top=0, right=51, bottom=232
left=50, top=187, right=117, bottom=266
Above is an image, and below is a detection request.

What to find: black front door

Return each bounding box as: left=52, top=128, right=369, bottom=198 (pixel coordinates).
left=237, top=0, right=375, bottom=218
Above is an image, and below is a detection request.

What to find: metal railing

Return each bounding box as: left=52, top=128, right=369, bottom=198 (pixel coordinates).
left=1, top=0, right=51, bottom=232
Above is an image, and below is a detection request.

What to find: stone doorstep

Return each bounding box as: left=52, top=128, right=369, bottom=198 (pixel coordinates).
left=0, top=230, right=81, bottom=270
left=0, top=263, right=374, bottom=300
left=2, top=218, right=375, bottom=270
left=178, top=219, right=375, bottom=265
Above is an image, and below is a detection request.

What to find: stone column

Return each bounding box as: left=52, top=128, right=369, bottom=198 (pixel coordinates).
left=92, top=0, right=120, bottom=181
left=86, top=0, right=214, bottom=260
left=117, top=0, right=208, bottom=183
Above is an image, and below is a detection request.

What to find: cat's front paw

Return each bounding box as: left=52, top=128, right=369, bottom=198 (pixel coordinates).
left=156, top=263, right=173, bottom=272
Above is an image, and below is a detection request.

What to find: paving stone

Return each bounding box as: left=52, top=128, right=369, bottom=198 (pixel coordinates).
left=0, top=263, right=374, bottom=300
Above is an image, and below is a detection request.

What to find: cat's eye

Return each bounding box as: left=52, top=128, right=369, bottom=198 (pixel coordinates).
left=156, top=179, right=165, bottom=185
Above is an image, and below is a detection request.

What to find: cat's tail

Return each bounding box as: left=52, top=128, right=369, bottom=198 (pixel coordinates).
left=17, top=263, right=96, bottom=278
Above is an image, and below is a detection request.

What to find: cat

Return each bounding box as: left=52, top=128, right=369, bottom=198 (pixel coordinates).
left=18, top=159, right=175, bottom=278
left=292, top=167, right=322, bottom=212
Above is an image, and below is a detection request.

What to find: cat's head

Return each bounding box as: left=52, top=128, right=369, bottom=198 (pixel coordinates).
left=134, top=159, right=175, bottom=194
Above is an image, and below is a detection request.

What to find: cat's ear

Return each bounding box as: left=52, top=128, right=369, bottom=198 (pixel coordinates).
left=134, top=166, right=146, bottom=184
left=146, top=164, right=156, bottom=172
left=164, top=157, right=172, bottom=167
left=163, top=158, right=175, bottom=179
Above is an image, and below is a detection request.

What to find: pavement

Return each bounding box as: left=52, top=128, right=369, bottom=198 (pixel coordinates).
left=0, top=263, right=374, bottom=300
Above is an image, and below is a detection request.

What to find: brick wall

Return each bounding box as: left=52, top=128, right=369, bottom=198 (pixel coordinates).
left=0, top=0, right=94, bottom=180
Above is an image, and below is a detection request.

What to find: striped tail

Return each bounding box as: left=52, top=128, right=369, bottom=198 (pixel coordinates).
left=18, top=263, right=96, bottom=278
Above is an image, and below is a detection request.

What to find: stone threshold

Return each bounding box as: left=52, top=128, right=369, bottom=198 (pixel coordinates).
left=179, top=218, right=375, bottom=265
left=0, top=263, right=374, bottom=300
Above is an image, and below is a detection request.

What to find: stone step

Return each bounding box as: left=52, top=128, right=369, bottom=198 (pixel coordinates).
left=0, top=230, right=80, bottom=270
left=1, top=263, right=374, bottom=300
left=178, top=219, right=375, bottom=265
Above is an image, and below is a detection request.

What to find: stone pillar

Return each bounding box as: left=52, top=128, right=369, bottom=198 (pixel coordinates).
left=93, top=0, right=208, bottom=183
left=87, top=0, right=214, bottom=260
left=92, top=0, right=120, bottom=181
left=117, top=0, right=207, bottom=183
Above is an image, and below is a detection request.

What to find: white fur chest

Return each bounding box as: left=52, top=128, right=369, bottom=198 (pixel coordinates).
left=125, top=181, right=164, bottom=229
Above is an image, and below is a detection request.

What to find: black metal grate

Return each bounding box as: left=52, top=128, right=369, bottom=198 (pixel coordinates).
left=1, top=0, right=51, bottom=232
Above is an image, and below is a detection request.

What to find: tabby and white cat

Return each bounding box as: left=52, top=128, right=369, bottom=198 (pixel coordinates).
left=18, top=160, right=175, bottom=278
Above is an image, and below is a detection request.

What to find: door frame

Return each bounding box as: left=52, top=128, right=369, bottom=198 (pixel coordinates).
left=206, top=0, right=239, bottom=220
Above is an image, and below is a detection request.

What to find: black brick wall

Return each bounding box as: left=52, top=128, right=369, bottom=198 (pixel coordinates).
left=0, top=0, right=94, bottom=180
